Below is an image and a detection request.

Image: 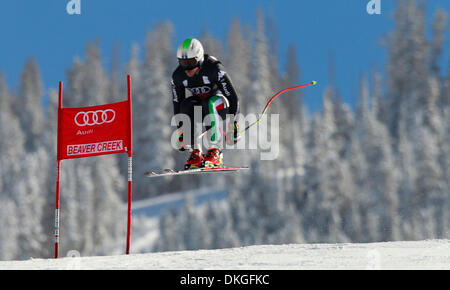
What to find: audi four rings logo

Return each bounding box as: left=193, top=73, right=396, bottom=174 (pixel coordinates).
left=74, top=109, right=116, bottom=127
left=188, top=86, right=211, bottom=95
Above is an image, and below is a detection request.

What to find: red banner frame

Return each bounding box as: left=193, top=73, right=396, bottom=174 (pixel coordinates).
left=54, top=75, right=133, bottom=258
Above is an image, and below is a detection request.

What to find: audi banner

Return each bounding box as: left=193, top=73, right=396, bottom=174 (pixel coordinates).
left=54, top=76, right=133, bottom=259
left=57, top=100, right=132, bottom=160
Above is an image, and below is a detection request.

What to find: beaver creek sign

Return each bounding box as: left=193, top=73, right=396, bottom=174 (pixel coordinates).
left=54, top=75, right=134, bottom=259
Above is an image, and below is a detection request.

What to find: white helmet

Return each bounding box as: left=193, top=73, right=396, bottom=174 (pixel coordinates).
left=176, top=38, right=204, bottom=70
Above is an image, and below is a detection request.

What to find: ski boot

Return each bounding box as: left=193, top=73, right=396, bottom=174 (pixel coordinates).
left=184, top=149, right=204, bottom=170
left=204, top=148, right=223, bottom=168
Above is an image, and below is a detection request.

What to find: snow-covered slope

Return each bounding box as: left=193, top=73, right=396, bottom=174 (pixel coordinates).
left=1, top=240, right=450, bottom=270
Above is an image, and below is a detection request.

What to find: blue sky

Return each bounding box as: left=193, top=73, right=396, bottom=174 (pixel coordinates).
left=0, top=0, right=448, bottom=112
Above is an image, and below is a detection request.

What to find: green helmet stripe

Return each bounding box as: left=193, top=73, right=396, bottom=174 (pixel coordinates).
left=182, top=38, right=193, bottom=50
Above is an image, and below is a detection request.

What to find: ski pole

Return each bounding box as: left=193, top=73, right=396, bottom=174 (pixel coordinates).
left=197, top=81, right=317, bottom=140
left=239, top=81, right=317, bottom=135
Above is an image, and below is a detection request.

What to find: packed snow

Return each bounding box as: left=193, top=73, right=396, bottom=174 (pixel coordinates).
left=1, top=240, right=450, bottom=270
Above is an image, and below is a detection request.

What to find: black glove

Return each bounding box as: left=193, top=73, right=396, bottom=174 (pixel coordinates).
left=233, top=121, right=241, bottom=144
left=177, top=130, right=187, bottom=152
left=227, top=121, right=241, bottom=145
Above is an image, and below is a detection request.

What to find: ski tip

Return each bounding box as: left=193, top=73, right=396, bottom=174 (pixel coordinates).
left=312, top=80, right=317, bottom=85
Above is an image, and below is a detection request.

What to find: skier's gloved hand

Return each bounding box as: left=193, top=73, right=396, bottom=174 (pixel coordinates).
left=227, top=121, right=241, bottom=145
left=233, top=121, right=241, bottom=144
left=177, top=130, right=187, bottom=152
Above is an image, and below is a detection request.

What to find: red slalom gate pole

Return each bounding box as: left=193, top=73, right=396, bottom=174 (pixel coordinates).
left=54, top=160, right=61, bottom=258
left=126, top=75, right=133, bottom=255
left=54, top=81, right=63, bottom=259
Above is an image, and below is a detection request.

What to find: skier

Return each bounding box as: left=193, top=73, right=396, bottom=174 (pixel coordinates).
left=171, top=38, right=240, bottom=169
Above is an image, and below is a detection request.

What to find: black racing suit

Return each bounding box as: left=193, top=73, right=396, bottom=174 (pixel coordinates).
left=171, top=54, right=239, bottom=148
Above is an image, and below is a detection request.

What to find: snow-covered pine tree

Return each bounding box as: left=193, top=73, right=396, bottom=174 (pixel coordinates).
left=361, top=104, right=401, bottom=241
left=201, top=30, right=223, bottom=60
left=204, top=202, right=240, bottom=249
left=15, top=149, right=48, bottom=259
left=0, top=76, right=26, bottom=259
left=1, top=73, right=47, bottom=260
left=333, top=98, right=354, bottom=159
left=0, top=195, right=19, bottom=260
left=439, top=121, right=450, bottom=236
left=107, top=43, right=122, bottom=103
left=81, top=42, right=125, bottom=255
left=154, top=208, right=180, bottom=252
left=248, top=10, right=273, bottom=136
left=301, top=114, right=325, bottom=242
left=370, top=70, right=387, bottom=124
left=235, top=158, right=273, bottom=245
left=178, top=196, right=211, bottom=251
left=413, top=126, right=445, bottom=237
left=227, top=185, right=251, bottom=246
left=277, top=44, right=308, bottom=222
left=226, top=19, right=251, bottom=102
left=65, top=57, right=84, bottom=108
left=125, top=44, right=140, bottom=82
left=0, top=130, right=20, bottom=260
left=223, top=19, right=252, bottom=186
left=428, top=10, right=446, bottom=79
left=386, top=0, right=427, bottom=140
left=316, top=87, right=349, bottom=242
left=14, top=57, right=44, bottom=152
left=134, top=24, right=175, bottom=199
left=278, top=44, right=304, bottom=168
left=0, top=75, right=25, bottom=198
left=347, top=133, right=368, bottom=242
left=265, top=13, right=281, bottom=94
left=395, top=109, right=417, bottom=239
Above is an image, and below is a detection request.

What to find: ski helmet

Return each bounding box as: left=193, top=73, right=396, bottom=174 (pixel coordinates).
left=177, top=38, right=204, bottom=70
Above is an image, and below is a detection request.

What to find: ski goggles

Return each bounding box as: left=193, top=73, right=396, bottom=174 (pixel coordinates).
left=178, top=58, right=200, bottom=70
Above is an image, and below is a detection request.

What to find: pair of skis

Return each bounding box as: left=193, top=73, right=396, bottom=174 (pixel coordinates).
left=146, top=81, right=317, bottom=178
left=145, top=166, right=249, bottom=177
